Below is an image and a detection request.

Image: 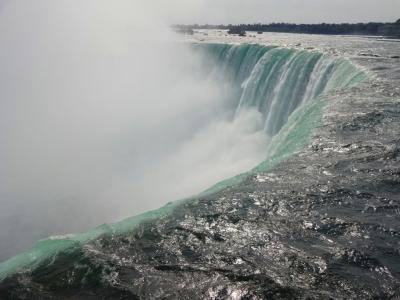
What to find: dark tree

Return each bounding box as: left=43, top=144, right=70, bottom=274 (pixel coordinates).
left=227, top=27, right=246, bottom=36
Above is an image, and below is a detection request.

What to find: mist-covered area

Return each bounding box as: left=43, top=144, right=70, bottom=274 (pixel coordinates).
left=0, top=1, right=269, bottom=261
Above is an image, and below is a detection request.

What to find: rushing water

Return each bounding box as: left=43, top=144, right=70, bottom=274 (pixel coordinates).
left=1, top=30, right=396, bottom=297
left=0, top=42, right=368, bottom=285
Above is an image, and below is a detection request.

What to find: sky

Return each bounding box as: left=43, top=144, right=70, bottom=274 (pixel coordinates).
left=165, top=0, right=400, bottom=24
left=0, top=0, right=399, bottom=24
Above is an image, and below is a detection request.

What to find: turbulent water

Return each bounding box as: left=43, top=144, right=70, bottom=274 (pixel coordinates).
left=1, top=33, right=400, bottom=299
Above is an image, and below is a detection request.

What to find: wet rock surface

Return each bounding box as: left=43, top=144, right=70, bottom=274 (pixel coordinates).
left=1, top=35, right=400, bottom=299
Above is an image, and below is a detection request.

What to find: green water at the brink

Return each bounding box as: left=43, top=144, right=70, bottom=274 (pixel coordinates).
left=0, top=44, right=368, bottom=280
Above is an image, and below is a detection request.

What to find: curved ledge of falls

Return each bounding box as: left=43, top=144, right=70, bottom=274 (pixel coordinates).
left=1, top=41, right=400, bottom=299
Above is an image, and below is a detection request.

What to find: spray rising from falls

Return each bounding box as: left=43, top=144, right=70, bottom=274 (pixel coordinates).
left=0, top=43, right=368, bottom=280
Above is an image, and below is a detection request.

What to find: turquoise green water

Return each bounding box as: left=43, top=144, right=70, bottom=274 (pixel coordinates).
left=194, top=43, right=367, bottom=136
left=0, top=43, right=368, bottom=280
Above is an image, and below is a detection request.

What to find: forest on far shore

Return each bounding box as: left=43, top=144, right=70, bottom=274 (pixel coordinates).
left=174, top=19, right=400, bottom=37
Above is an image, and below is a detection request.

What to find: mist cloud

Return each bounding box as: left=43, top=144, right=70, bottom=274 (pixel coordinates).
left=0, top=0, right=268, bottom=261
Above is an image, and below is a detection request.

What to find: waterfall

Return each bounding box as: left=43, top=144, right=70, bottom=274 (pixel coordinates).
left=194, top=43, right=367, bottom=195
left=0, top=43, right=368, bottom=280
left=195, top=43, right=367, bottom=136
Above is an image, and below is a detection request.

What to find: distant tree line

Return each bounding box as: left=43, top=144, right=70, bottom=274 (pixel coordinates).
left=173, top=20, right=400, bottom=37
left=173, top=27, right=194, bottom=35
